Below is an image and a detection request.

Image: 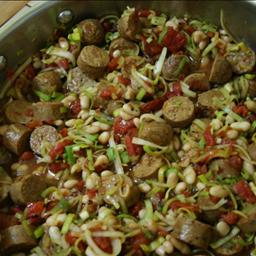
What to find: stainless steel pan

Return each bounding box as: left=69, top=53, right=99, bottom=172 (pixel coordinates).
left=0, top=1, right=256, bottom=87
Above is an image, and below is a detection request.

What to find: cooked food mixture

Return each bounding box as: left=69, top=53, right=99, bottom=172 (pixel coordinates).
left=1, top=6, right=256, bottom=256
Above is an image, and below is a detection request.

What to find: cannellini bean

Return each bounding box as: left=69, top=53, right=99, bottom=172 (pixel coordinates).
left=82, top=195, right=89, bottom=204
left=182, top=143, right=191, bottom=152
left=101, top=170, right=114, bottom=177
left=62, top=94, right=76, bottom=106
left=124, top=87, right=136, bottom=100
left=80, top=94, right=90, bottom=110
left=98, top=131, right=110, bottom=144
left=225, top=115, right=234, bottom=124
left=54, top=119, right=64, bottom=126
left=209, top=185, right=229, bottom=198
left=183, top=165, right=196, bottom=184
left=199, top=40, right=207, bottom=50
left=48, top=226, right=61, bottom=244
left=243, top=160, right=254, bottom=174
left=46, top=214, right=58, bottom=226
left=156, top=245, right=165, bottom=256
left=59, top=37, right=69, bottom=49
left=92, top=121, right=110, bottom=131
left=94, top=155, right=109, bottom=168
left=86, top=173, right=100, bottom=189
left=173, top=135, right=181, bottom=151
left=79, top=208, right=90, bottom=220
left=226, top=129, right=239, bottom=139
left=64, top=179, right=78, bottom=189
left=71, top=163, right=82, bottom=174
left=56, top=213, right=67, bottom=225
left=163, top=240, right=174, bottom=254
left=196, top=182, right=206, bottom=190
left=65, top=119, right=77, bottom=127
left=174, top=182, right=187, bottom=194
left=192, top=30, right=207, bottom=43
left=230, top=121, right=251, bottom=131
left=78, top=110, right=89, bottom=120
left=245, top=100, right=256, bottom=112
left=113, top=49, right=121, bottom=58
left=138, top=209, right=146, bottom=219
left=133, top=117, right=140, bottom=128
left=211, top=119, right=222, bottom=130
left=84, top=125, right=101, bottom=134
left=216, top=221, right=230, bottom=236
left=167, top=172, right=179, bottom=187
left=169, top=236, right=191, bottom=255
left=138, top=183, right=151, bottom=193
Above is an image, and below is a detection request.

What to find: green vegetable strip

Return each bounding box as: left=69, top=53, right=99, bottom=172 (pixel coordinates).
left=61, top=213, right=75, bottom=234
left=120, top=151, right=130, bottom=164
left=86, top=149, right=94, bottom=171
left=136, top=88, right=146, bottom=101
left=34, top=90, right=51, bottom=102
left=65, top=145, right=76, bottom=165
left=34, top=225, right=44, bottom=239
left=107, top=147, right=116, bottom=161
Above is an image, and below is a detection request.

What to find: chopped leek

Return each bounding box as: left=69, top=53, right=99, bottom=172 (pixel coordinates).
left=198, top=137, right=206, bottom=149
left=153, top=47, right=167, bottom=77
left=61, top=213, right=75, bottom=234
left=109, top=135, right=124, bottom=174
left=64, top=145, right=76, bottom=165
left=34, top=225, right=44, bottom=239
left=51, top=198, right=70, bottom=214
left=120, top=151, right=130, bottom=164
left=136, top=88, right=146, bottom=101
left=158, top=25, right=168, bottom=43
left=107, top=147, right=116, bottom=161
left=34, top=90, right=51, bottom=102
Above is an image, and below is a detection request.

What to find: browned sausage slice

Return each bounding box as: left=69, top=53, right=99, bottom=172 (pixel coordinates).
left=163, top=96, right=195, bottom=128
left=172, top=215, right=218, bottom=249
left=66, top=67, right=97, bottom=93
left=79, top=19, right=104, bottom=45
left=10, top=173, right=48, bottom=204
left=0, top=170, right=12, bottom=202
left=132, top=154, right=163, bottom=179
left=77, top=45, right=109, bottom=79
left=33, top=70, right=61, bottom=95
left=5, top=100, right=33, bottom=124
left=99, top=174, right=140, bottom=207
left=138, top=121, right=173, bottom=146
left=184, top=73, right=209, bottom=91
left=32, top=102, right=64, bottom=122
left=197, top=89, right=224, bottom=117
left=117, top=11, right=141, bottom=41
left=109, top=37, right=139, bottom=57
left=162, top=55, right=190, bottom=81
left=0, top=225, right=37, bottom=254
left=226, top=47, right=255, bottom=74
left=0, top=145, right=13, bottom=166
left=30, top=125, right=59, bottom=155
left=209, top=54, right=232, bottom=84
left=2, top=124, right=30, bottom=155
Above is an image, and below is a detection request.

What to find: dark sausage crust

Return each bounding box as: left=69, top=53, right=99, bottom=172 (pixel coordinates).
left=33, top=70, right=62, bottom=95
left=138, top=121, right=173, bottom=146
left=184, top=73, right=209, bottom=91
left=77, top=45, right=109, bottom=79
left=163, top=96, right=195, bottom=128
left=1, top=225, right=37, bottom=254
left=172, top=215, right=218, bottom=249
left=79, top=19, right=104, bottom=45
left=109, top=37, right=139, bottom=57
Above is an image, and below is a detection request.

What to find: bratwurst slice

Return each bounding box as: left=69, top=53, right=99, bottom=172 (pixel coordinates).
left=163, top=96, right=195, bottom=128
left=30, top=125, right=59, bottom=155
left=77, top=45, right=109, bottom=79
left=10, top=173, right=48, bottom=204
left=0, top=225, right=37, bottom=254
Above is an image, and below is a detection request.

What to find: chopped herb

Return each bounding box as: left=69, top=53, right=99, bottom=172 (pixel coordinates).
left=107, top=147, right=116, bottom=161
left=198, top=137, right=205, bottom=149
left=120, top=151, right=130, bottom=164
left=64, top=145, right=76, bottom=165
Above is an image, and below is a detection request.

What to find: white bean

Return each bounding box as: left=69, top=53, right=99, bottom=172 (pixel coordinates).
left=156, top=245, right=165, bottom=256
left=174, top=182, right=187, bottom=194
left=63, top=179, right=78, bottom=189
left=113, top=49, right=121, bottom=58
left=54, top=119, right=64, bottom=126
left=167, top=172, right=179, bottom=187
left=196, top=182, right=206, bottom=190
left=65, top=119, right=77, bottom=127
left=59, top=37, right=69, bottom=49
left=216, top=221, right=230, bottom=236
left=80, top=94, right=90, bottom=110
left=94, top=155, right=109, bottom=168
left=230, top=121, right=251, bottom=131
left=79, top=208, right=90, bottom=220
left=183, top=165, right=196, bottom=184
left=182, top=143, right=191, bottom=152
left=138, top=183, right=151, bottom=193
left=209, top=185, right=229, bottom=198
left=101, top=170, right=114, bottom=177
left=56, top=213, right=67, bottom=225
left=163, top=240, right=174, bottom=254
left=226, top=129, right=239, bottom=139
left=138, top=209, right=146, bottom=219
left=211, top=119, right=222, bottom=130
left=133, top=117, right=140, bottom=128
left=192, top=30, right=207, bottom=43
left=71, top=163, right=81, bottom=174
left=243, top=160, right=254, bottom=174
left=98, top=131, right=110, bottom=144
left=48, top=226, right=61, bottom=244
left=84, top=125, right=101, bottom=134
left=86, top=173, right=100, bottom=189
left=62, top=94, right=76, bottom=106
left=199, top=40, right=207, bottom=50
left=124, top=87, right=136, bottom=100
left=245, top=100, right=256, bottom=112
left=92, top=121, right=110, bottom=131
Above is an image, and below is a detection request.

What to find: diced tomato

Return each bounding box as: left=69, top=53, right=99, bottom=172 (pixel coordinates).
left=70, top=99, right=81, bottom=117
left=113, top=117, right=135, bottom=143
left=49, top=162, right=69, bottom=173
left=131, top=233, right=150, bottom=251
left=93, top=237, right=113, bottom=254
left=108, top=57, right=119, bottom=71
left=19, top=151, right=34, bottom=161
left=59, top=127, right=68, bottom=137
left=204, top=126, right=215, bottom=147
left=100, top=85, right=117, bottom=100
left=228, top=155, right=243, bottom=171
left=49, top=140, right=73, bottom=160
left=27, top=201, right=44, bottom=217
left=125, top=127, right=143, bottom=156
left=118, top=75, right=131, bottom=85
left=26, top=120, right=43, bottom=129
left=24, top=64, right=36, bottom=80
left=75, top=180, right=84, bottom=192
left=233, top=104, right=249, bottom=117
left=86, top=188, right=97, bottom=199
left=130, top=201, right=143, bottom=217
left=28, top=216, right=43, bottom=226
left=142, top=36, right=163, bottom=58
left=233, top=180, right=256, bottom=203
left=58, top=59, right=69, bottom=70
left=210, top=196, right=220, bottom=204
left=65, top=232, right=77, bottom=245
left=162, top=27, right=187, bottom=53
left=170, top=200, right=199, bottom=212
left=222, top=212, right=239, bottom=225
left=136, top=8, right=151, bottom=17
